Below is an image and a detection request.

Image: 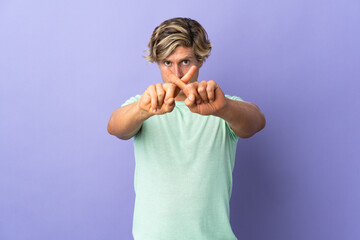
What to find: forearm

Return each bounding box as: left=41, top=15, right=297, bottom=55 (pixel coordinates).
left=214, top=98, right=266, bottom=138
left=107, top=101, right=151, bottom=140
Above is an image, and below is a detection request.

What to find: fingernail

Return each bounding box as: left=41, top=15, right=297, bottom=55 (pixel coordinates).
left=210, top=99, right=214, bottom=103
left=189, top=95, right=194, bottom=100
left=196, top=99, right=201, bottom=104
left=153, top=108, right=157, bottom=112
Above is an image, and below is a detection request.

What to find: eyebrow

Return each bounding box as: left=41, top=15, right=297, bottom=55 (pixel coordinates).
left=164, top=55, right=194, bottom=62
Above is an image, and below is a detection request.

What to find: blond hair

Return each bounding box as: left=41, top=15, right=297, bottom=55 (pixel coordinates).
left=145, top=17, right=212, bottom=63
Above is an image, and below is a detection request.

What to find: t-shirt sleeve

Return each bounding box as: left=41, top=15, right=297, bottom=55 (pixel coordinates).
left=224, top=94, right=244, bottom=140
left=225, top=94, right=244, bottom=102
left=119, top=94, right=142, bottom=138
left=121, top=94, right=142, bottom=107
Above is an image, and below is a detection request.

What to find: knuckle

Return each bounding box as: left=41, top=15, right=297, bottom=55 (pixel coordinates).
left=207, top=81, right=215, bottom=88
left=147, top=85, right=155, bottom=91
left=166, top=83, right=175, bottom=90
left=198, top=87, right=205, bottom=93
left=184, top=85, right=191, bottom=91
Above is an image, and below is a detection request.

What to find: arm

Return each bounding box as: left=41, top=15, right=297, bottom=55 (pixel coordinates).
left=213, top=98, right=266, bottom=138
left=107, top=101, right=151, bottom=140
left=108, top=67, right=197, bottom=140
left=163, top=69, right=266, bottom=138
left=107, top=83, right=178, bottom=140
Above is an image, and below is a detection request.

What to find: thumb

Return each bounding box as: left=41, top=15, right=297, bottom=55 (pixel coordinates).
left=164, top=98, right=176, bottom=112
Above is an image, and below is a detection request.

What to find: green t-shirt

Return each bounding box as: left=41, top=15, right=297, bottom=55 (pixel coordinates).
left=121, top=94, right=243, bottom=240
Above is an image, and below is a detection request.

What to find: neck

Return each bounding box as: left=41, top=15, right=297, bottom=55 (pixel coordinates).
left=175, top=92, right=187, bottom=101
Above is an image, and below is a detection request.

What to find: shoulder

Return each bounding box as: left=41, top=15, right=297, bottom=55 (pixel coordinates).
left=121, top=94, right=142, bottom=107
left=224, top=94, right=244, bottom=102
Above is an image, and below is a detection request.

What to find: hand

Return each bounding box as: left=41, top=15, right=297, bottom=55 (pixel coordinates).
left=137, top=83, right=177, bottom=116
left=163, top=67, right=226, bottom=115
left=138, top=66, right=197, bottom=116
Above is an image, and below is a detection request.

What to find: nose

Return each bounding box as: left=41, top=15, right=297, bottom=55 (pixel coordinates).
left=173, top=65, right=183, bottom=79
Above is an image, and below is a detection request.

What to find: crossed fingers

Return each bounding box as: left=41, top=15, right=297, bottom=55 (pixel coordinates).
left=163, top=65, right=197, bottom=89
left=142, top=66, right=222, bottom=116
left=142, top=67, right=197, bottom=114
left=163, top=65, right=217, bottom=105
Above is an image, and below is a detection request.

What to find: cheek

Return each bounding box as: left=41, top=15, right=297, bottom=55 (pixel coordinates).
left=160, top=72, right=171, bottom=83
left=159, top=71, right=166, bottom=82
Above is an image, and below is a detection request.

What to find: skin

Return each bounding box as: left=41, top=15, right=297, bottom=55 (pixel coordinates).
left=107, top=46, right=266, bottom=139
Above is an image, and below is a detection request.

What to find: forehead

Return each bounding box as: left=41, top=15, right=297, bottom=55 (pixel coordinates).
left=165, top=46, right=196, bottom=61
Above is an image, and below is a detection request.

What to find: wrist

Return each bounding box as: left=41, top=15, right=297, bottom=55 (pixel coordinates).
left=213, top=97, right=230, bottom=118
left=136, top=100, right=153, bottom=120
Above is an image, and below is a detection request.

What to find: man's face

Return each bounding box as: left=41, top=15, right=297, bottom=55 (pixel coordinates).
left=157, top=46, right=203, bottom=84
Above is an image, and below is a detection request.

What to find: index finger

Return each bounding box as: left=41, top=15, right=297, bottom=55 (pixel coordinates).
left=181, top=65, right=197, bottom=84
left=163, top=67, right=186, bottom=90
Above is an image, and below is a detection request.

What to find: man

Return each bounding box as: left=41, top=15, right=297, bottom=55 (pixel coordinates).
left=107, top=17, right=265, bottom=240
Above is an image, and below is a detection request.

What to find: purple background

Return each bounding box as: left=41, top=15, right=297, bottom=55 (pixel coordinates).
left=1, top=0, right=359, bottom=239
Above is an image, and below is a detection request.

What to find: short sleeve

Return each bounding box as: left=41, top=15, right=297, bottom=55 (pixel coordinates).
left=224, top=94, right=244, bottom=140
left=225, top=94, right=244, bottom=102
left=119, top=95, right=142, bottom=138
left=121, top=94, right=142, bottom=107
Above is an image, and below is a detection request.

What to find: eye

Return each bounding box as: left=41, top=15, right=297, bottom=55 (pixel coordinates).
left=182, top=60, right=190, bottom=65
left=164, top=61, right=171, bottom=66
